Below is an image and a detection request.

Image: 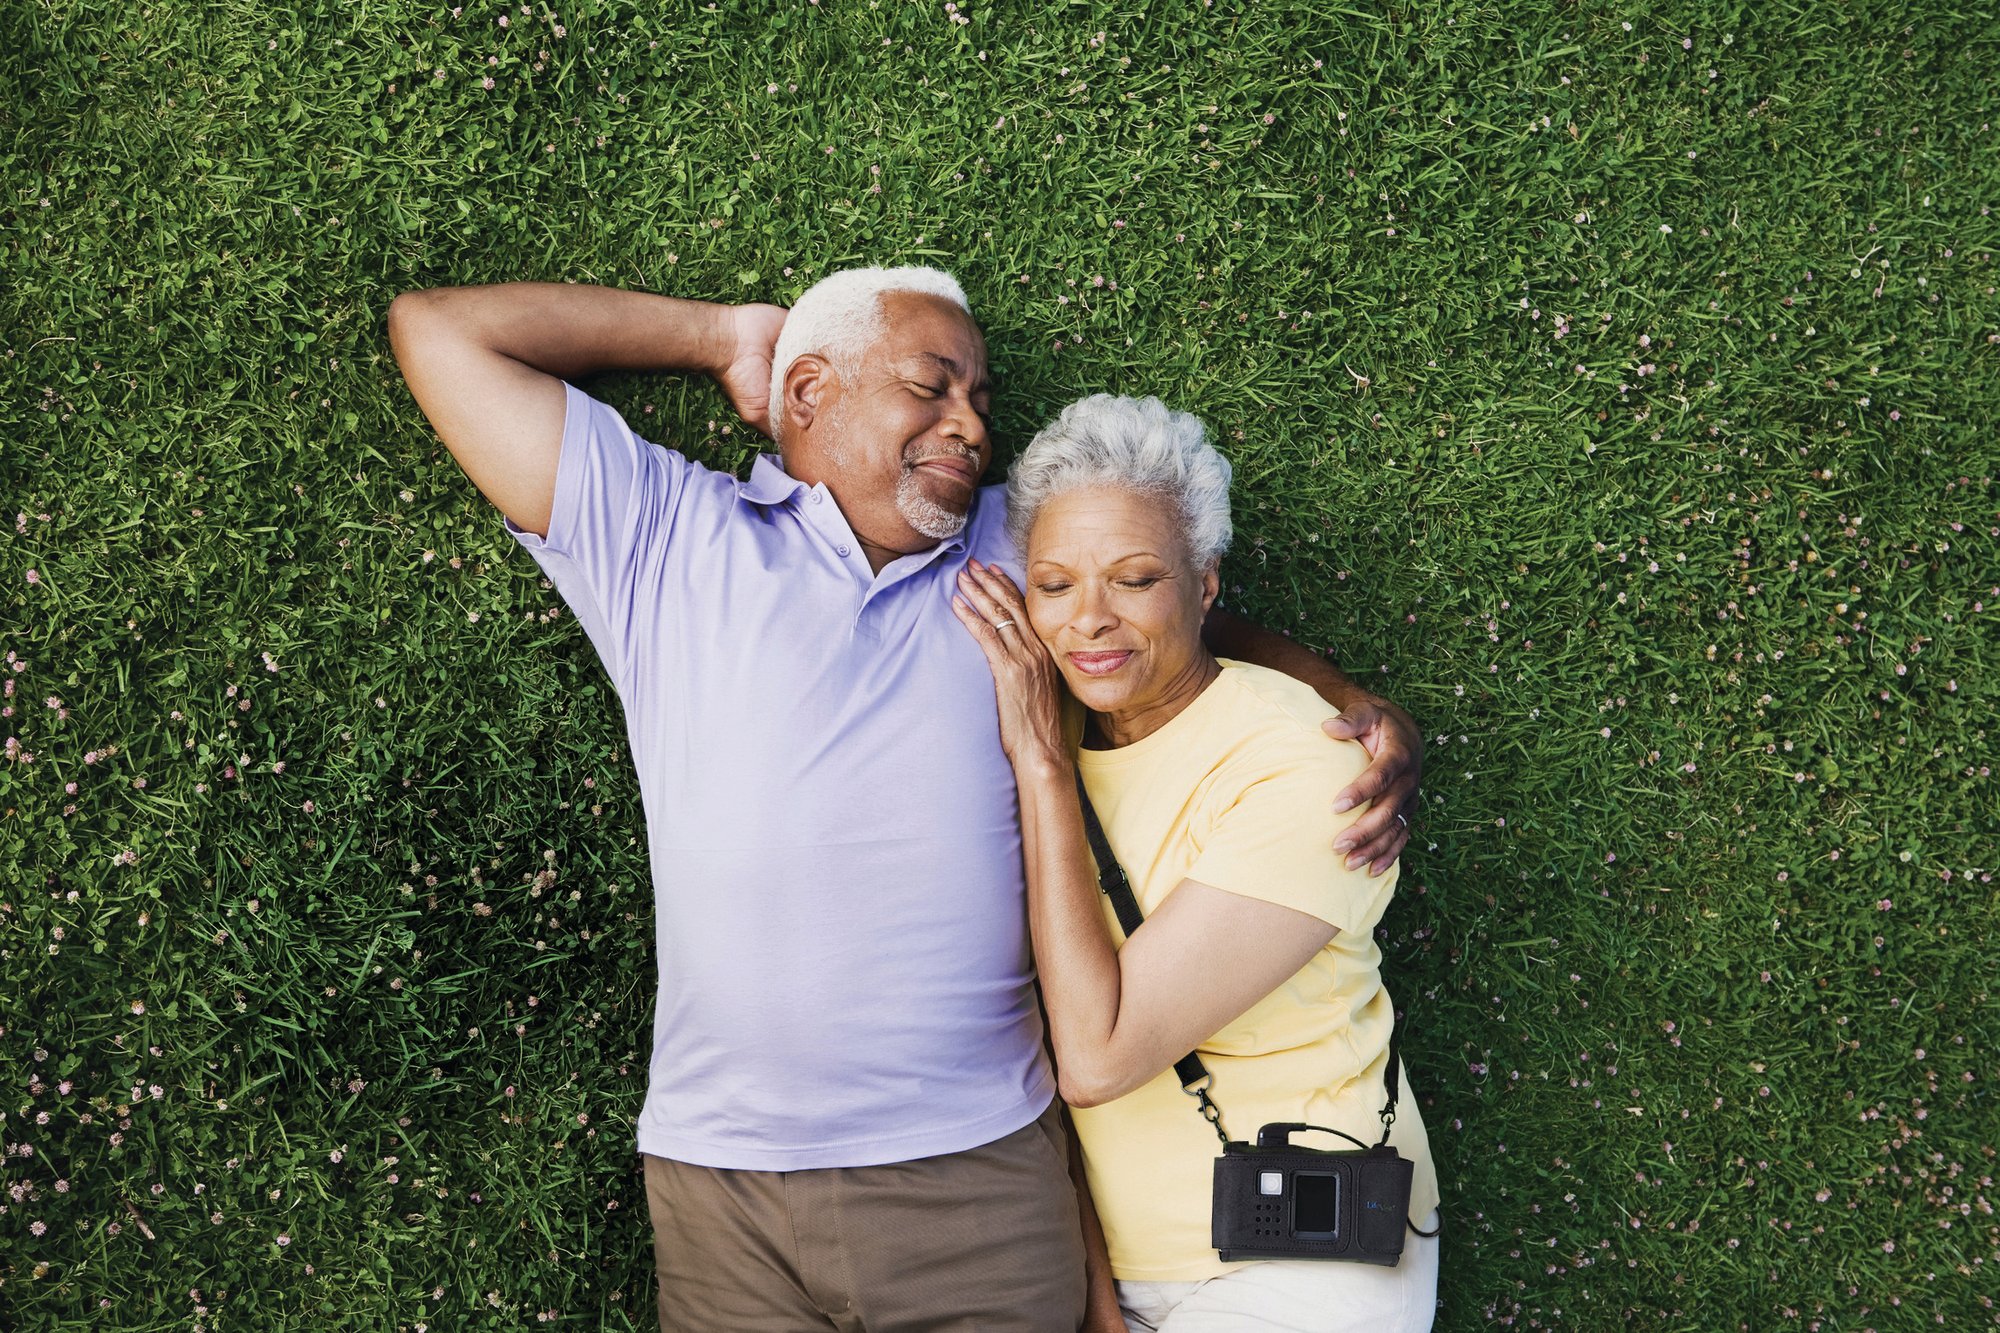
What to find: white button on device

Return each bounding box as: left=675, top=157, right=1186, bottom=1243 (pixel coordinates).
left=1260, top=1171, right=1284, bottom=1196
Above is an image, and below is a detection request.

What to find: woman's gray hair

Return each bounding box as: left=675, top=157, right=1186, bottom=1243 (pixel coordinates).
left=1006, top=394, right=1233, bottom=567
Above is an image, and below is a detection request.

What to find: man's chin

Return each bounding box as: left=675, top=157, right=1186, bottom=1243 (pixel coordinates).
left=896, top=472, right=972, bottom=540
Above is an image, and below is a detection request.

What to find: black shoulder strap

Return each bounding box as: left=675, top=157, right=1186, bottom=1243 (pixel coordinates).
left=1075, top=773, right=1212, bottom=1095
left=1073, top=770, right=1402, bottom=1146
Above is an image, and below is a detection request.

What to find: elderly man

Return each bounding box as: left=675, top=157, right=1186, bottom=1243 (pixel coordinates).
left=386, top=267, right=1422, bottom=1332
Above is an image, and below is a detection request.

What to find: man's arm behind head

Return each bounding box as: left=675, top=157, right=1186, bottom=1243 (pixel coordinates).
left=386, top=282, right=751, bottom=537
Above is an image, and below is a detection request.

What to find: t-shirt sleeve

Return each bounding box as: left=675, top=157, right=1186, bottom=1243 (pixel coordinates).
left=502, top=383, right=694, bottom=692
left=1184, top=742, right=1397, bottom=938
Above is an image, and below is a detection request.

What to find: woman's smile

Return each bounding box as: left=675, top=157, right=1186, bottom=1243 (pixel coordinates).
left=1067, top=649, right=1134, bottom=676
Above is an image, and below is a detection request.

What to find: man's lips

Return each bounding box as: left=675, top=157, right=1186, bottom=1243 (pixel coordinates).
left=1067, top=650, right=1133, bottom=677
left=912, top=456, right=978, bottom=488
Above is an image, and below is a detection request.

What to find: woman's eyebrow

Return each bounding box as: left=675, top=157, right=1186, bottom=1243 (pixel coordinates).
left=1029, top=551, right=1162, bottom=571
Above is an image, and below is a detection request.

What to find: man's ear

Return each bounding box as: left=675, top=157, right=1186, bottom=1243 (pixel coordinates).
left=783, top=354, right=833, bottom=436
left=1199, top=561, right=1221, bottom=616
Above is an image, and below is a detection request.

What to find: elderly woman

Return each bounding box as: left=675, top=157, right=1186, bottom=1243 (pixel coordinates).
left=951, top=395, right=1442, bottom=1332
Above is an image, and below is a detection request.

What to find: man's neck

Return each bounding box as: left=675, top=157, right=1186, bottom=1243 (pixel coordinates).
left=776, top=451, right=958, bottom=575
left=858, top=539, right=901, bottom=576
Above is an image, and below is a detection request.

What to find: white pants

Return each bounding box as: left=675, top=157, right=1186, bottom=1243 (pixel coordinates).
left=1116, top=1210, right=1440, bottom=1332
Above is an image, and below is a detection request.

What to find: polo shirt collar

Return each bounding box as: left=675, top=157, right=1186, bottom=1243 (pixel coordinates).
left=740, top=453, right=807, bottom=505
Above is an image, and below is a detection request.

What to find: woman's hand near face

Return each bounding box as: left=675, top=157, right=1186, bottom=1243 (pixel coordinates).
left=953, top=560, right=1070, bottom=774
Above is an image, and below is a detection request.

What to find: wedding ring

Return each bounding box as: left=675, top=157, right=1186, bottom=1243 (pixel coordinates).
left=992, top=619, right=1016, bottom=630
left=1395, top=813, right=1410, bottom=829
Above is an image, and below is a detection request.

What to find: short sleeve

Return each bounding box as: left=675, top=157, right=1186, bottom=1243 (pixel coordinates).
left=1184, top=747, right=1397, bottom=938
left=971, top=485, right=1024, bottom=583
left=503, top=383, right=694, bottom=691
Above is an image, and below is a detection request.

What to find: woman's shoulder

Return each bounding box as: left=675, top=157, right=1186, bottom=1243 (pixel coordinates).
left=1208, top=661, right=1370, bottom=786
left=1186, top=666, right=1394, bottom=931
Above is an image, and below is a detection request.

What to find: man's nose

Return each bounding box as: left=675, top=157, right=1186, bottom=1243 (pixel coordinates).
left=942, top=391, right=990, bottom=456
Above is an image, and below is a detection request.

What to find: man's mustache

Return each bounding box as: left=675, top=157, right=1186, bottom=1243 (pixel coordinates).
left=903, top=443, right=982, bottom=469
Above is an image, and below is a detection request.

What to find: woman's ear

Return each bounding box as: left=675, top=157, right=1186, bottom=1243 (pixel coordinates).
left=783, top=353, right=832, bottom=435
left=1199, top=560, right=1221, bottom=616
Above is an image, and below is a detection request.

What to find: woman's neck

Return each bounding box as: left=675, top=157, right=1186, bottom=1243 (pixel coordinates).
left=1094, top=651, right=1222, bottom=749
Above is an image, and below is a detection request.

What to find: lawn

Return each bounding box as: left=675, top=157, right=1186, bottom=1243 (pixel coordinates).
left=3, top=0, right=1996, bottom=1328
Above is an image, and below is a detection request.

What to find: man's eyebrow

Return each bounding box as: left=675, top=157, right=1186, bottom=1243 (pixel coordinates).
left=913, top=352, right=994, bottom=395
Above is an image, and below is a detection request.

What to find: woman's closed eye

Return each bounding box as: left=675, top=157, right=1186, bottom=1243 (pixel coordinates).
left=1034, top=577, right=1161, bottom=594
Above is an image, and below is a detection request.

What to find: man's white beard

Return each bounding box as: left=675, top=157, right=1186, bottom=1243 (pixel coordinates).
left=896, top=469, right=970, bottom=540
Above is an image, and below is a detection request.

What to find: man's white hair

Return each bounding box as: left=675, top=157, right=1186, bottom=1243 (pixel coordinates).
left=1006, top=394, right=1234, bottom=568
left=768, top=265, right=970, bottom=441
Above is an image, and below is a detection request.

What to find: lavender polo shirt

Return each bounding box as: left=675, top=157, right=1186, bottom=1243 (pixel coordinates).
left=502, top=384, right=1055, bottom=1170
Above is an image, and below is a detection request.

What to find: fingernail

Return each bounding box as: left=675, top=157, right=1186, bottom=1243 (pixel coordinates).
left=1332, top=797, right=1354, bottom=813
left=1344, top=854, right=1365, bottom=872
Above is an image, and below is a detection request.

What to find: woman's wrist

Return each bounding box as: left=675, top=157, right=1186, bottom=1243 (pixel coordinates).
left=1012, top=743, right=1075, bottom=786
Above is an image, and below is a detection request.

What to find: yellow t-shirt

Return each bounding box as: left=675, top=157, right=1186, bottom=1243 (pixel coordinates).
left=1070, top=660, right=1441, bottom=1281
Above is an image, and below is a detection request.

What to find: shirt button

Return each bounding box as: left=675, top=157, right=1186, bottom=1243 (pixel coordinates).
left=837, top=544, right=851, bottom=557
left=811, top=491, right=823, bottom=505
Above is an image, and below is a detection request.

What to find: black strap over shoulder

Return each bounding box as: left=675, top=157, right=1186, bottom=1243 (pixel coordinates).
left=1075, top=775, right=1213, bottom=1096
left=1073, top=771, right=1402, bottom=1145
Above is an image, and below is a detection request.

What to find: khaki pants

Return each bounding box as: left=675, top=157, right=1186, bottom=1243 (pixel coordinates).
left=644, top=1099, right=1087, bottom=1332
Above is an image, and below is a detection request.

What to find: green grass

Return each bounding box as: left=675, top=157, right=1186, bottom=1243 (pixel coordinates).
left=4, top=0, right=1997, bottom=1327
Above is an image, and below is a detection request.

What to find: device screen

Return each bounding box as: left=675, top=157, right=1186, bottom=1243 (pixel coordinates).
left=1293, top=1172, right=1340, bottom=1237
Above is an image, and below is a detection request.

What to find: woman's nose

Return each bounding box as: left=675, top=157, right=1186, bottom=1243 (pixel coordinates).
left=1073, top=584, right=1118, bottom=637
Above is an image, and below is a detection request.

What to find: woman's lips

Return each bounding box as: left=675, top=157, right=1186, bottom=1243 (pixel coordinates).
left=1067, top=650, right=1133, bottom=676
